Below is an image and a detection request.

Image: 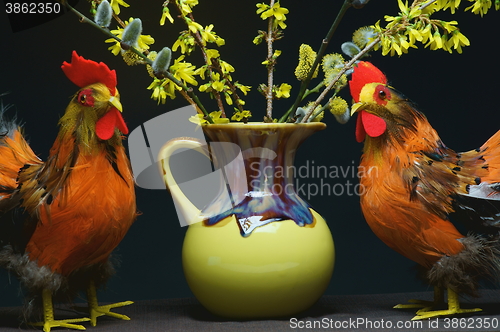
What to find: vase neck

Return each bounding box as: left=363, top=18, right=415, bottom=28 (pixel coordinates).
left=201, top=123, right=325, bottom=236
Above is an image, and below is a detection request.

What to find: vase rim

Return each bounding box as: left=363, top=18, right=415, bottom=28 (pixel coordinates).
left=201, top=122, right=327, bottom=130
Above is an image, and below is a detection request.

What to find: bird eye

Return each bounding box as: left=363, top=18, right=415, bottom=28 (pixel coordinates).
left=374, top=85, right=391, bottom=105
left=77, top=89, right=95, bottom=107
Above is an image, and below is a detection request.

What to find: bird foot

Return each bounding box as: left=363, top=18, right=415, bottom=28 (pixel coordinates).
left=30, top=288, right=91, bottom=331
left=394, top=287, right=445, bottom=311
left=89, top=300, right=134, bottom=326
left=29, top=317, right=91, bottom=332
left=394, top=299, right=438, bottom=310
left=412, top=307, right=482, bottom=320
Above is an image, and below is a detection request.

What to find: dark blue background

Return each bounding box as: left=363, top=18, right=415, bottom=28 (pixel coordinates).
left=1, top=0, right=499, bottom=308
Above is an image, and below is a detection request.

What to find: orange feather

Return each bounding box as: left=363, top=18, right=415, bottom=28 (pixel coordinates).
left=26, top=139, right=135, bottom=275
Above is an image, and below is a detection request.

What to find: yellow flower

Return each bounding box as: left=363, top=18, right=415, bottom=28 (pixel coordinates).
left=106, top=37, right=122, bottom=55
left=206, top=49, right=220, bottom=65
left=178, top=0, right=199, bottom=15
left=137, top=34, right=155, bottom=51
left=194, top=65, right=208, bottom=80
left=440, top=20, right=458, bottom=34
left=256, top=2, right=288, bottom=29
left=231, top=110, right=252, bottom=122
left=160, top=7, right=174, bottom=25
left=201, top=24, right=224, bottom=46
left=294, top=44, right=318, bottom=81
left=447, top=30, right=470, bottom=53
left=171, top=55, right=198, bottom=87
left=219, top=61, right=235, bottom=75
left=189, top=114, right=208, bottom=125
left=210, top=111, right=230, bottom=124
left=110, top=0, right=129, bottom=15
left=419, top=24, right=433, bottom=44
left=236, top=83, right=251, bottom=95
left=172, top=32, right=196, bottom=54
left=425, top=31, right=443, bottom=51
left=224, top=92, right=233, bottom=105
left=189, top=111, right=229, bottom=126
left=465, top=0, right=493, bottom=16
left=147, top=78, right=170, bottom=104
left=186, top=18, right=203, bottom=34
left=275, top=83, right=291, bottom=99
left=211, top=73, right=225, bottom=92
left=105, top=18, right=155, bottom=55
left=381, top=34, right=414, bottom=56
left=436, top=0, right=462, bottom=13
left=408, top=27, right=423, bottom=45
left=253, top=33, right=264, bottom=45
left=397, top=0, right=409, bottom=14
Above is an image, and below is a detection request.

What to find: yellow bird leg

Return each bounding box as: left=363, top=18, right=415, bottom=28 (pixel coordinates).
left=87, top=280, right=134, bottom=327
left=412, top=287, right=482, bottom=320
left=29, top=288, right=90, bottom=332
left=394, top=286, right=444, bottom=310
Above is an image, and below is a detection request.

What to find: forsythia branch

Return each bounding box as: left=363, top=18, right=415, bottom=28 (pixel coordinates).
left=60, top=0, right=212, bottom=122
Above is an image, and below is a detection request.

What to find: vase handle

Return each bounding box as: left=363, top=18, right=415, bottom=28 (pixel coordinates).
left=158, top=137, right=210, bottom=225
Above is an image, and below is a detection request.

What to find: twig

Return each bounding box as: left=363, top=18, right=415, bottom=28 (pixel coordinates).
left=60, top=0, right=212, bottom=122
left=279, top=0, right=352, bottom=123
left=300, top=36, right=381, bottom=123
left=266, top=0, right=276, bottom=119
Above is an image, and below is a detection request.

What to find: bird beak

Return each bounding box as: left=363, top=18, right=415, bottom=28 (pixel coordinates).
left=108, top=95, right=123, bottom=112
left=350, top=102, right=364, bottom=116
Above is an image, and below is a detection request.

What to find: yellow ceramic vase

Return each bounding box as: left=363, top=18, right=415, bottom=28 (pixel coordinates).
left=159, top=122, right=335, bottom=319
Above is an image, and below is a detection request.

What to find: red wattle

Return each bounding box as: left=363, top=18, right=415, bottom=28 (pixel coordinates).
left=355, top=112, right=366, bottom=143
left=361, top=110, right=386, bottom=138
left=355, top=110, right=387, bottom=142
left=96, top=108, right=129, bottom=140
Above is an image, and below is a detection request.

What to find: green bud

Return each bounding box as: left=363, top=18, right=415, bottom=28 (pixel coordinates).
left=341, top=42, right=361, bottom=58
left=121, top=18, right=142, bottom=50
left=152, top=47, right=172, bottom=77
left=95, top=0, right=112, bottom=28
left=350, top=0, right=370, bottom=9
left=294, top=107, right=306, bottom=123
left=334, top=110, right=350, bottom=124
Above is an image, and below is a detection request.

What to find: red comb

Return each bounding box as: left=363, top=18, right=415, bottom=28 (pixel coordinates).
left=61, top=51, right=117, bottom=95
left=349, top=61, right=387, bottom=103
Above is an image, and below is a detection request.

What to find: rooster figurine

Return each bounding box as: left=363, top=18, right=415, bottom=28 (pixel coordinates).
left=349, top=61, right=500, bottom=320
left=0, top=51, right=137, bottom=331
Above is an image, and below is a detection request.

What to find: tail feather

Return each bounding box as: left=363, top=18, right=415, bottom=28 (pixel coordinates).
left=478, top=130, right=500, bottom=185
left=0, top=104, right=41, bottom=202
left=450, top=130, right=500, bottom=234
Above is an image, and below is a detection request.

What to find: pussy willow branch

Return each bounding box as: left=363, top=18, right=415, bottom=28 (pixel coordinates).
left=59, top=0, right=212, bottom=123
left=300, top=36, right=381, bottom=123
left=419, top=0, right=438, bottom=11
left=299, top=0, right=436, bottom=123
left=279, top=0, right=352, bottom=123
left=90, top=0, right=127, bottom=27
left=266, top=0, right=276, bottom=120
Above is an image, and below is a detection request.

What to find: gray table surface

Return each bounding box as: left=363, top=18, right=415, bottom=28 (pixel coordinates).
left=1, top=290, right=500, bottom=331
